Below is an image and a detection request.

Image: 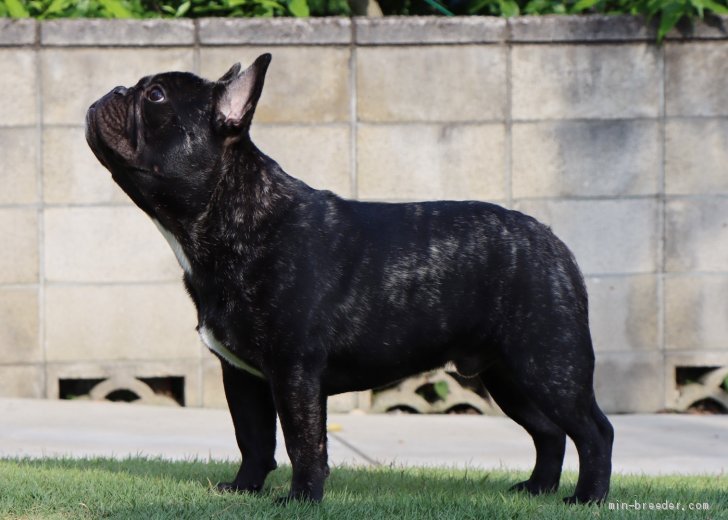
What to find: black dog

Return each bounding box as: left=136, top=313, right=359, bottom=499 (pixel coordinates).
left=85, top=54, right=613, bottom=504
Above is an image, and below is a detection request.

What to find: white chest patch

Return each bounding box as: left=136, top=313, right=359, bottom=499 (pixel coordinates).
left=198, top=325, right=265, bottom=380
left=153, top=219, right=193, bottom=275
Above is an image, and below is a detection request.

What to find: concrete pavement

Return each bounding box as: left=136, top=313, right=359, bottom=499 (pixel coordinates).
left=1, top=398, right=727, bottom=475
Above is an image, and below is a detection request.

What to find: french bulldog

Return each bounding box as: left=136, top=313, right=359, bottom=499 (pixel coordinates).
left=85, top=53, right=613, bottom=504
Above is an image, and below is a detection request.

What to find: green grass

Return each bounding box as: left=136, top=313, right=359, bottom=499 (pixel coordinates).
left=0, top=458, right=725, bottom=519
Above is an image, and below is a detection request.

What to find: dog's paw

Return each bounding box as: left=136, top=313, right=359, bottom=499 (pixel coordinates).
left=563, top=495, right=603, bottom=506
left=215, top=481, right=264, bottom=494
left=274, top=489, right=323, bottom=505
left=510, top=480, right=558, bottom=495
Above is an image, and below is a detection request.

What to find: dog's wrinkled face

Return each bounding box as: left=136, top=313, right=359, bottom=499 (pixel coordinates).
left=85, top=54, right=272, bottom=228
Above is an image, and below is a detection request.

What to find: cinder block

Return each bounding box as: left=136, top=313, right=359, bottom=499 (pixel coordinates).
left=357, top=123, right=506, bottom=201
left=357, top=46, right=506, bottom=122
left=0, top=365, right=44, bottom=398
left=594, top=352, right=664, bottom=412
left=45, top=283, right=199, bottom=362
left=202, top=359, right=227, bottom=409
left=666, top=198, right=728, bottom=272
left=509, top=15, right=653, bottom=42
left=666, top=42, right=728, bottom=116
left=512, top=120, right=660, bottom=198
left=0, top=49, right=37, bottom=126
left=44, top=207, right=181, bottom=283
left=664, top=351, right=728, bottom=409
left=665, top=275, right=728, bottom=351
left=251, top=125, right=351, bottom=197
left=41, top=48, right=194, bottom=126
left=665, top=119, right=728, bottom=195
left=42, top=127, right=129, bottom=205
left=514, top=199, right=658, bottom=275
left=199, top=18, right=351, bottom=45
left=0, top=208, right=38, bottom=284
left=512, top=44, right=660, bottom=120
left=42, top=19, right=195, bottom=46
left=0, top=19, right=36, bottom=45
left=0, top=288, right=40, bottom=364
left=200, top=47, right=350, bottom=124
left=355, top=17, right=505, bottom=44
left=587, top=275, right=658, bottom=353
left=328, top=391, right=371, bottom=413
left=0, top=127, right=38, bottom=204
left=665, top=15, right=728, bottom=40
left=45, top=360, right=203, bottom=406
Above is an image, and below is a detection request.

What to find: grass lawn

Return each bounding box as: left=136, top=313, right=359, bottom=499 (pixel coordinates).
left=0, top=458, right=725, bottom=519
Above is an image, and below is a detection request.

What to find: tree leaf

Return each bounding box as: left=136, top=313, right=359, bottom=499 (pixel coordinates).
left=572, top=0, right=601, bottom=12
left=467, top=0, right=493, bottom=14
left=287, top=0, right=309, bottom=16
left=498, top=0, right=520, bottom=16
left=42, top=0, right=71, bottom=17
left=98, top=0, right=133, bottom=18
left=433, top=380, right=449, bottom=401
left=176, top=0, right=191, bottom=16
left=701, top=0, right=728, bottom=13
left=5, top=0, right=31, bottom=17
left=691, top=0, right=704, bottom=18
left=657, top=4, right=685, bottom=41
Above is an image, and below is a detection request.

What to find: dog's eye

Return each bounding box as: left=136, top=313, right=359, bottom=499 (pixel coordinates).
left=146, top=86, right=166, bottom=103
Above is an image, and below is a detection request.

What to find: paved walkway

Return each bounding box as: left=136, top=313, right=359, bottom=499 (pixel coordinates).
left=1, top=398, right=727, bottom=475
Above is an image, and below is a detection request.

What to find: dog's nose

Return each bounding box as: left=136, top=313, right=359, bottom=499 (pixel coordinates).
left=112, top=86, right=128, bottom=96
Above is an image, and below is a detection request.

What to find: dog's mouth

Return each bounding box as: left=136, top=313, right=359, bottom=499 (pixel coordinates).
left=85, top=87, right=161, bottom=217
left=85, top=87, right=140, bottom=171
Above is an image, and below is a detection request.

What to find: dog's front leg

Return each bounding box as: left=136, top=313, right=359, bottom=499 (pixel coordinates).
left=217, top=361, right=277, bottom=493
left=271, top=366, right=329, bottom=503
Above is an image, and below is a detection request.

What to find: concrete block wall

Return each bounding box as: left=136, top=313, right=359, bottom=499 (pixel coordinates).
left=0, top=16, right=726, bottom=413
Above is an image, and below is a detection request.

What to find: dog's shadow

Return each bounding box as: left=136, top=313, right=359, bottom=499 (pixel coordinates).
left=8, top=456, right=528, bottom=496
left=3, top=457, right=549, bottom=516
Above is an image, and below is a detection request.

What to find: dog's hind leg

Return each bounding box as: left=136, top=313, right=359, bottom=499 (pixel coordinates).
left=501, top=331, right=614, bottom=504
left=479, top=363, right=566, bottom=495
left=217, top=362, right=278, bottom=493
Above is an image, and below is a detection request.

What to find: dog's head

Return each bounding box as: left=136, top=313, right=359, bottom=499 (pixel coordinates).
left=85, top=54, right=272, bottom=228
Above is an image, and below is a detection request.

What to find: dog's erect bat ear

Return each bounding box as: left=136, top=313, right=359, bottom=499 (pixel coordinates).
left=217, top=62, right=242, bottom=83
left=214, top=54, right=272, bottom=136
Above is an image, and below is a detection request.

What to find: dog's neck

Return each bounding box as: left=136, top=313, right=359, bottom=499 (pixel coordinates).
left=165, top=140, right=305, bottom=275
left=211, top=141, right=298, bottom=233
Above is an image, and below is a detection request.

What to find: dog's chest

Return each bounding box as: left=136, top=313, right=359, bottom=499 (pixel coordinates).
left=153, top=219, right=192, bottom=275
left=153, top=219, right=264, bottom=379
left=198, top=325, right=265, bottom=379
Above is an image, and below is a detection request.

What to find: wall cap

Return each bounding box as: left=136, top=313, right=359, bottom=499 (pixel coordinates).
left=0, top=15, right=724, bottom=47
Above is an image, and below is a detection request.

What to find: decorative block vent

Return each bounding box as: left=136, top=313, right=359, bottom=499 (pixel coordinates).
left=674, top=366, right=728, bottom=413
left=59, top=376, right=185, bottom=407
left=371, top=367, right=502, bottom=415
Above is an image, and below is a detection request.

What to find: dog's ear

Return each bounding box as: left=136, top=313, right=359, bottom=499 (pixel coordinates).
left=217, top=63, right=242, bottom=83
left=214, top=54, right=272, bottom=138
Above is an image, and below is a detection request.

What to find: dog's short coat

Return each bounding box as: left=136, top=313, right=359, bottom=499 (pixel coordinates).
left=85, top=54, right=614, bottom=504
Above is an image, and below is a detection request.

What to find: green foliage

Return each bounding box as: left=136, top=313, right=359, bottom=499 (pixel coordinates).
left=0, top=0, right=724, bottom=40
left=0, top=0, right=335, bottom=18
left=433, top=379, right=450, bottom=400
left=305, top=0, right=350, bottom=15
left=378, top=0, right=728, bottom=41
